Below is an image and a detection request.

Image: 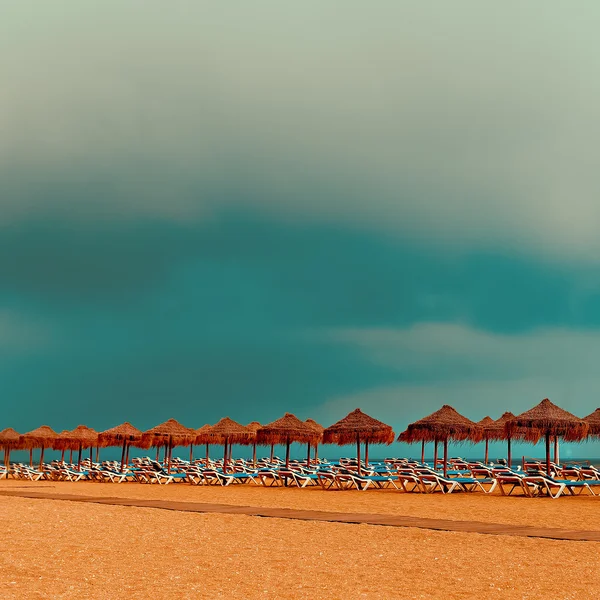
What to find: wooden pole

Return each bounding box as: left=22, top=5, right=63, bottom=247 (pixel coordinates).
left=61, top=449, right=65, bottom=463
left=89, top=446, right=93, bottom=463
left=545, top=432, right=551, bottom=476
left=507, top=437, right=512, bottom=469
left=306, top=442, right=311, bottom=469
left=421, top=440, right=425, bottom=464
left=189, top=443, right=193, bottom=463
left=314, top=444, right=319, bottom=461
left=77, top=443, right=82, bottom=470
left=167, top=436, right=172, bottom=474
left=223, top=438, right=228, bottom=474
left=125, top=442, right=130, bottom=468
left=29, top=448, right=33, bottom=467
left=365, top=441, right=369, bottom=468
left=270, top=443, right=274, bottom=462
left=120, top=441, right=126, bottom=472
left=95, top=447, right=99, bottom=463
left=39, top=446, right=45, bottom=471
left=356, top=433, right=361, bottom=476
left=205, top=442, right=209, bottom=466
left=484, top=438, right=489, bottom=465
left=443, top=439, right=448, bottom=478
left=155, top=446, right=160, bottom=461
left=69, top=449, right=73, bottom=464
left=433, top=440, right=438, bottom=470
left=285, top=437, right=290, bottom=469
left=554, top=436, right=560, bottom=465
left=252, top=441, right=257, bottom=468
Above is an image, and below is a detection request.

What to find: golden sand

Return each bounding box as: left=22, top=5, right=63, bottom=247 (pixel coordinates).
left=1, top=480, right=598, bottom=599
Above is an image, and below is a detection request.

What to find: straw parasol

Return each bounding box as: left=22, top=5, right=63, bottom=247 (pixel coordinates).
left=257, top=413, right=319, bottom=470
left=246, top=422, right=262, bottom=467
left=583, top=408, right=600, bottom=437
left=141, top=419, right=196, bottom=473
left=99, top=422, right=143, bottom=472
left=21, top=425, right=58, bottom=470
left=0, top=428, right=22, bottom=468
left=305, top=418, right=324, bottom=466
left=63, top=425, right=99, bottom=469
left=483, top=412, right=517, bottom=467
left=398, top=405, right=481, bottom=477
left=476, top=416, right=495, bottom=465
left=195, top=424, right=217, bottom=466
left=506, top=398, right=588, bottom=475
left=208, top=418, right=253, bottom=473
left=51, top=430, right=75, bottom=463
left=323, top=409, right=394, bottom=475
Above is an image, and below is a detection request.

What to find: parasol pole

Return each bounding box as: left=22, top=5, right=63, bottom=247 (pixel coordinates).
left=39, top=445, right=45, bottom=471
left=484, top=438, right=489, bottom=465
left=285, top=435, right=290, bottom=469
left=69, top=449, right=73, bottom=464
left=205, top=442, right=209, bottom=467
left=365, top=441, right=369, bottom=468
left=29, top=448, right=33, bottom=467
left=253, top=440, right=257, bottom=468
left=155, top=445, right=160, bottom=462
left=545, top=432, right=551, bottom=476
left=306, top=442, right=311, bottom=469
left=433, top=440, right=438, bottom=470
left=223, top=437, right=229, bottom=474
left=77, top=443, right=82, bottom=470
left=125, top=442, right=130, bottom=468
left=554, top=436, right=559, bottom=466
left=61, top=449, right=65, bottom=463
left=507, top=436, right=512, bottom=469
left=120, top=441, right=126, bottom=472
left=189, top=443, right=193, bottom=464
left=421, top=440, right=425, bottom=465
left=356, top=432, right=361, bottom=476
left=443, top=438, right=448, bottom=478
left=95, top=447, right=100, bottom=463
left=167, top=435, right=173, bottom=474
left=270, top=443, right=274, bottom=462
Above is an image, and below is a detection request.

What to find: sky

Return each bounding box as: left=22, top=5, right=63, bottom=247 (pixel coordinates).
left=3, top=3, right=600, bottom=460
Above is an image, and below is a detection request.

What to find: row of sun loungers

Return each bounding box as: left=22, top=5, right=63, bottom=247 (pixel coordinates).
left=6, top=457, right=600, bottom=498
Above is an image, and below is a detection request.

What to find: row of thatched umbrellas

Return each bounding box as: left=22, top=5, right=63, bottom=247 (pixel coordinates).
left=0, top=409, right=393, bottom=475
left=1, top=399, right=599, bottom=477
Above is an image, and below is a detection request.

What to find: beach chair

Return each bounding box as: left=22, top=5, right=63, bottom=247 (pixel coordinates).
left=494, top=471, right=540, bottom=497
left=418, top=472, right=494, bottom=494
left=395, top=471, right=423, bottom=493
left=256, top=469, right=282, bottom=487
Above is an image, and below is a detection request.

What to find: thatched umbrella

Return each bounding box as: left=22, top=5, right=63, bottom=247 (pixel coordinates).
left=246, top=422, right=262, bottom=467
left=398, top=405, right=481, bottom=477
left=52, top=430, right=74, bottom=463
left=64, top=425, right=99, bottom=470
left=0, top=428, right=22, bottom=468
left=207, top=418, right=253, bottom=473
left=21, top=425, right=58, bottom=471
left=323, top=408, right=394, bottom=476
left=257, top=413, right=319, bottom=470
left=482, top=412, right=517, bottom=467
left=583, top=408, right=600, bottom=437
left=99, top=422, right=143, bottom=472
left=141, top=419, right=196, bottom=473
left=305, top=419, right=324, bottom=466
left=476, top=416, right=495, bottom=465
left=507, top=398, right=588, bottom=475
left=195, top=424, right=217, bottom=466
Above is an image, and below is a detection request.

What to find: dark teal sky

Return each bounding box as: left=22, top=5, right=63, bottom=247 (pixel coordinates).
left=3, top=3, right=600, bottom=458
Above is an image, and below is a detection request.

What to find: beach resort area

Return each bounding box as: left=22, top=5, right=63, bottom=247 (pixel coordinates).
left=2, top=401, right=600, bottom=599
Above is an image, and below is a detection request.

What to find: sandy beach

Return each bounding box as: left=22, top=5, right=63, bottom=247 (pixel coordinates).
left=1, top=480, right=598, bottom=599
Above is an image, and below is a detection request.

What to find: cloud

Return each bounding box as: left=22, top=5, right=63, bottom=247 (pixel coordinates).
left=0, top=310, right=51, bottom=354
left=2, top=4, right=600, bottom=259
left=322, top=322, right=600, bottom=418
